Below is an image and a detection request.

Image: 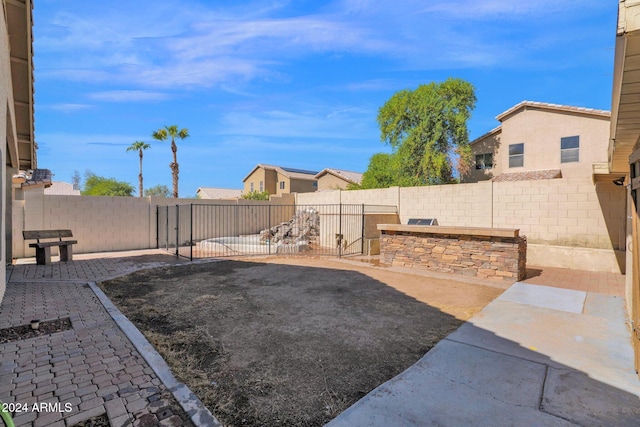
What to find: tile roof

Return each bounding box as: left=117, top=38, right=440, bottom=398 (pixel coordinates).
left=196, top=187, right=243, bottom=199
left=496, top=101, right=610, bottom=122
left=243, top=164, right=319, bottom=182
left=492, top=169, right=563, bottom=182
left=44, top=181, right=81, bottom=195
left=315, top=168, right=363, bottom=185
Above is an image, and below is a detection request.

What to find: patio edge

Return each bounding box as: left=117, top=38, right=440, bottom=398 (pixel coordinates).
left=88, top=281, right=222, bottom=427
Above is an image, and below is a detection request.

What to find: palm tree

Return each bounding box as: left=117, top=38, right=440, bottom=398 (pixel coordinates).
left=152, top=125, right=189, bottom=198
left=126, top=141, right=151, bottom=197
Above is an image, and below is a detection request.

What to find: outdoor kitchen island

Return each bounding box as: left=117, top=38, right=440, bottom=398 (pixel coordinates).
left=378, top=224, right=527, bottom=282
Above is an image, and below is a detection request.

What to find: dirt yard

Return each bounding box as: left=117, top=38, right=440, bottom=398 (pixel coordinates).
left=99, top=257, right=502, bottom=426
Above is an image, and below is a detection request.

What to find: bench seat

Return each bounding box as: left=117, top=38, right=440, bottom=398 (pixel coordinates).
left=23, top=230, right=77, bottom=265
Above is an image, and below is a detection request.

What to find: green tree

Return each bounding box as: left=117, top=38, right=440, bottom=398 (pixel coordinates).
left=126, top=141, right=151, bottom=197
left=367, top=78, right=476, bottom=187
left=355, top=153, right=399, bottom=189
left=241, top=190, right=270, bottom=200
left=152, top=125, right=189, bottom=198
left=81, top=173, right=134, bottom=196
left=144, top=184, right=171, bottom=197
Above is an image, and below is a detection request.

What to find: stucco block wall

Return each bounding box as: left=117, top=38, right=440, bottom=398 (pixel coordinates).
left=399, top=182, right=493, bottom=228
left=296, top=177, right=626, bottom=272
left=12, top=194, right=300, bottom=258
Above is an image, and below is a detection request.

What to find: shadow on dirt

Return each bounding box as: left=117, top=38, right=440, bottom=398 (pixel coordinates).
left=100, top=259, right=488, bottom=427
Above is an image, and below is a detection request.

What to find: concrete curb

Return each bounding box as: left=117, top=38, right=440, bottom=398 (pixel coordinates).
left=88, top=281, right=222, bottom=427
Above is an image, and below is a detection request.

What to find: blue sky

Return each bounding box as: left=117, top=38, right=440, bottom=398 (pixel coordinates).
left=33, top=0, right=615, bottom=196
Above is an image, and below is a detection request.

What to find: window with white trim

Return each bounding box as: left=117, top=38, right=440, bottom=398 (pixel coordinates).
left=509, top=143, right=524, bottom=168
left=279, top=181, right=285, bottom=190
left=561, top=136, right=579, bottom=163
left=475, top=153, right=493, bottom=170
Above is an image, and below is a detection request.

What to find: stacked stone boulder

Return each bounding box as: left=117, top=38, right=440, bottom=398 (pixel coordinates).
left=260, top=208, right=320, bottom=253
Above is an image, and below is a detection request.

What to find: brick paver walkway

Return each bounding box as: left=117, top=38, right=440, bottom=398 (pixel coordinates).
left=1, top=250, right=197, bottom=426
left=523, top=265, right=626, bottom=296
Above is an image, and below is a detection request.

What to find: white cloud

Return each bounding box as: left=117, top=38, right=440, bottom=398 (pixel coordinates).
left=87, top=90, right=170, bottom=102
left=34, top=0, right=608, bottom=91
left=218, top=107, right=376, bottom=140
left=44, top=103, right=92, bottom=113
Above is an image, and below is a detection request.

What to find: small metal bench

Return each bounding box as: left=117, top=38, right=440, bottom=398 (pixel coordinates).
left=22, top=230, right=78, bottom=265
left=407, top=218, right=438, bottom=225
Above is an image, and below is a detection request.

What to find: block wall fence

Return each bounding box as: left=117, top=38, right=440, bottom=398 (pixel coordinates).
left=12, top=193, right=296, bottom=259
left=297, top=177, right=626, bottom=273
left=12, top=177, right=626, bottom=273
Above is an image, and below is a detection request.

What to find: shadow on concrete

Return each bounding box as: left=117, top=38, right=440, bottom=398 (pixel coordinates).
left=328, top=281, right=640, bottom=427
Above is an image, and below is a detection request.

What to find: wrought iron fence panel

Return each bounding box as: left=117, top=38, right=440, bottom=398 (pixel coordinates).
left=158, top=203, right=371, bottom=259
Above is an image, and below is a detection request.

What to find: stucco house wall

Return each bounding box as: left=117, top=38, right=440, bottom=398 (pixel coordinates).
left=464, top=103, right=611, bottom=183
left=1, top=0, right=35, bottom=303
left=317, top=173, right=351, bottom=191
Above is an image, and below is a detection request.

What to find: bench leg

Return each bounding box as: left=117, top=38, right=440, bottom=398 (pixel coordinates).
left=36, top=247, right=51, bottom=265
left=59, top=245, right=73, bottom=262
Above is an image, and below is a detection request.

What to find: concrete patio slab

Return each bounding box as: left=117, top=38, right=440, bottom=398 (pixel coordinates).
left=328, top=282, right=640, bottom=426
left=498, top=282, right=586, bottom=313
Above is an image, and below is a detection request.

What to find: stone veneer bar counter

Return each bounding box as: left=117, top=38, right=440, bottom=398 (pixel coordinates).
left=378, top=224, right=527, bottom=282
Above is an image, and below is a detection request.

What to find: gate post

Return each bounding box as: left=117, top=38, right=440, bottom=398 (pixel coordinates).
left=190, top=203, right=194, bottom=261
left=338, top=203, right=343, bottom=258
left=361, top=204, right=365, bottom=255
left=175, top=204, right=180, bottom=257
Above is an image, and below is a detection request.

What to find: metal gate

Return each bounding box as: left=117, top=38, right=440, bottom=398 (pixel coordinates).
left=157, top=203, right=368, bottom=260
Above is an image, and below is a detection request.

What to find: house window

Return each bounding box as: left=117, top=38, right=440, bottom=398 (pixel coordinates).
left=279, top=181, right=285, bottom=190
left=561, top=136, right=579, bottom=163
left=250, top=182, right=254, bottom=192
left=509, top=143, right=524, bottom=168
left=313, top=182, right=318, bottom=187
left=259, top=181, right=264, bottom=192
left=475, top=153, right=493, bottom=170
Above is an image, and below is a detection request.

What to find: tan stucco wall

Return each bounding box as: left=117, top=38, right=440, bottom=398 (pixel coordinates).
left=317, top=174, right=350, bottom=191
left=288, top=177, right=317, bottom=193
left=500, top=109, right=609, bottom=177
left=243, top=168, right=277, bottom=194
left=464, top=108, right=610, bottom=182
left=464, top=132, right=501, bottom=182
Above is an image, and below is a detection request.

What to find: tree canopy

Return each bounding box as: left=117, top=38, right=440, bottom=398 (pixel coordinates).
left=241, top=190, right=270, bottom=201
left=358, top=78, right=476, bottom=189
left=81, top=173, right=135, bottom=196
left=144, top=184, right=170, bottom=197
left=152, top=125, right=189, bottom=198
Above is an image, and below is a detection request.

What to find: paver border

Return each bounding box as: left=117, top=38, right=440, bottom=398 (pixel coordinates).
left=88, top=281, right=222, bottom=427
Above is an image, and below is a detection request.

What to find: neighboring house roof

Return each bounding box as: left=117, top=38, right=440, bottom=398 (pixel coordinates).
left=496, top=101, right=610, bottom=122
left=315, top=168, right=363, bottom=185
left=242, top=164, right=319, bottom=182
left=44, top=181, right=81, bottom=195
left=12, top=168, right=52, bottom=189
left=492, top=169, right=563, bottom=182
left=196, top=187, right=242, bottom=199
left=470, top=126, right=502, bottom=146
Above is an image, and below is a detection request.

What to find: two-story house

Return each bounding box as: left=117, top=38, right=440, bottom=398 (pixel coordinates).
left=463, top=101, right=611, bottom=183
left=242, top=164, right=318, bottom=195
